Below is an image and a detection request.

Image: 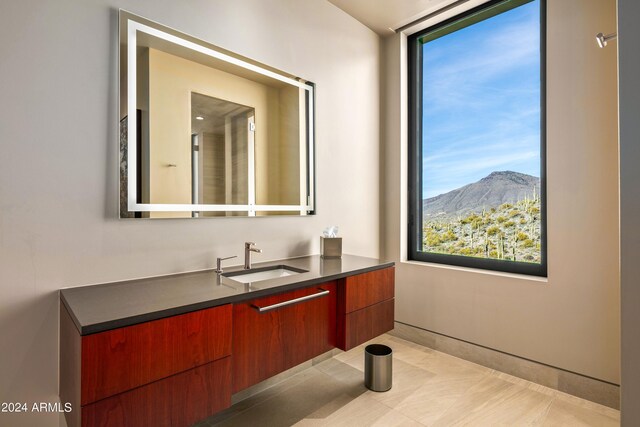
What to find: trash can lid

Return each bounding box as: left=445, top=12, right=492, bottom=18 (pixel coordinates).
left=365, top=344, right=392, bottom=356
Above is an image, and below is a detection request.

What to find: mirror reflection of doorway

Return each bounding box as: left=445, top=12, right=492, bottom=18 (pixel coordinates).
left=191, top=92, right=255, bottom=217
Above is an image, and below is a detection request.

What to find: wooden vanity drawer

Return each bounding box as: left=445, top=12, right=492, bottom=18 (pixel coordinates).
left=81, top=356, right=231, bottom=427
left=232, top=282, right=337, bottom=393
left=338, top=298, right=395, bottom=351
left=342, top=267, right=395, bottom=313
left=80, top=304, right=232, bottom=405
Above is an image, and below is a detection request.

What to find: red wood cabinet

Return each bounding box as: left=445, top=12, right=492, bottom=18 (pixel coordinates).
left=337, top=267, right=395, bottom=351
left=60, top=265, right=395, bottom=427
left=81, top=304, right=232, bottom=405
left=81, top=357, right=231, bottom=427
left=232, top=282, right=337, bottom=393
left=60, top=304, right=233, bottom=427
left=343, top=267, right=395, bottom=313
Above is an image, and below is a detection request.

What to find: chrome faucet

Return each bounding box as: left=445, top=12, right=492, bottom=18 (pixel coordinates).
left=215, top=255, right=237, bottom=274
left=244, top=242, right=262, bottom=269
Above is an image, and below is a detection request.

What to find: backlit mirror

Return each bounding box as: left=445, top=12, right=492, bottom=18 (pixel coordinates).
left=119, top=11, right=315, bottom=218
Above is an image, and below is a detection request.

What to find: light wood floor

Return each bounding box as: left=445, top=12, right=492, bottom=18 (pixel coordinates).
left=199, top=334, right=620, bottom=426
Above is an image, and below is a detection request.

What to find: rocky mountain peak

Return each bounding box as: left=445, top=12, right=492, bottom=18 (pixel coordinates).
left=424, top=171, right=540, bottom=218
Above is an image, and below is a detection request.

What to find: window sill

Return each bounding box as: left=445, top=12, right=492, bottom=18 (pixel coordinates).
left=400, top=259, right=549, bottom=283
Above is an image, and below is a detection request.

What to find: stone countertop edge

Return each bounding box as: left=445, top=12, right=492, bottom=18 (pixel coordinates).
left=60, top=254, right=394, bottom=336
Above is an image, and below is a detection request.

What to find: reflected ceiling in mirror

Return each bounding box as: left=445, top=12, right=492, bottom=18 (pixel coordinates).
left=119, top=11, right=315, bottom=218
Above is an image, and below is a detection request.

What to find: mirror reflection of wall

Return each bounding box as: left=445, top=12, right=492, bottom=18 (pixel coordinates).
left=119, top=12, right=315, bottom=219
left=191, top=94, right=252, bottom=217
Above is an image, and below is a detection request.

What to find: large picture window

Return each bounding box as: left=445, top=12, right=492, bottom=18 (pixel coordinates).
left=408, top=0, right=546, bottom=276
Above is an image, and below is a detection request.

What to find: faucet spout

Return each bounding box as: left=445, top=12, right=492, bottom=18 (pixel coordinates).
left=244, top=242, right=262, bottom=269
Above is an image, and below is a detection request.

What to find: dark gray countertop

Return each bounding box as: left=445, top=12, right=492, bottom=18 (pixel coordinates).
left=60, top=254, right=394, bottom=335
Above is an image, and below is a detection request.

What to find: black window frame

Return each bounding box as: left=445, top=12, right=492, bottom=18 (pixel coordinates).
left=408, top=0, right=547, bottom=277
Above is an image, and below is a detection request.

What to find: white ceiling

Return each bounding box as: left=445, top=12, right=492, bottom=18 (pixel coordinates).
left=327, top=0, right=456, bottom=36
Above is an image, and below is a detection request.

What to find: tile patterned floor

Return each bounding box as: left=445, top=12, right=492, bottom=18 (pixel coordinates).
left=198, top=334, right=620, bottom=427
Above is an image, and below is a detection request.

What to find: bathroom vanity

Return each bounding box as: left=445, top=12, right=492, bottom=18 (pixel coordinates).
left=59, top=255, right=394, bottom=427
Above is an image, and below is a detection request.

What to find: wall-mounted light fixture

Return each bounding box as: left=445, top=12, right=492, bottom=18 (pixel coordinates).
left=596, top=32, right=617, bottom=48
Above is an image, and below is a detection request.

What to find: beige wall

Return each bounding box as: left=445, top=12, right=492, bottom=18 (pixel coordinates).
left=147, top=47, right=286, bottom=216
left=146, top=47, right=304, bottom=215
left=383, top=0, right=620, bottom=383
left=0, top=1, right=380, bottom=426
left=277, top=85, right=302, bottom=205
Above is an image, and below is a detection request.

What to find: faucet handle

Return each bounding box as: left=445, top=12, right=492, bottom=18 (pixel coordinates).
left=245, top=241, right=256, bottom=248
left=215, top=255, right=237, bottom=274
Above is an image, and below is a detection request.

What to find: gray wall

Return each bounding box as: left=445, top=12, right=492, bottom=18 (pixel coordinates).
left=0, top=1, right=380, bottom=426
left=618, top=0, right=640, bottom=424
left=383, top=0, right=620, bottom=384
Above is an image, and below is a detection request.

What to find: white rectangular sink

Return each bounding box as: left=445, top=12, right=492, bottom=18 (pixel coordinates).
left=223, top=265, right=306, bottom=284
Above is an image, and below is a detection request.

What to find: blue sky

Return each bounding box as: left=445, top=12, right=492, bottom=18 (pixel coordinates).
left=422, top=0, right=541, bottom=199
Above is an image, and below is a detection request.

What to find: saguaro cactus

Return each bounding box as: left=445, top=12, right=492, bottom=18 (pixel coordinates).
left=484, top=230, right=489, bottom=257
left=498, top=233, right=505, bottom=259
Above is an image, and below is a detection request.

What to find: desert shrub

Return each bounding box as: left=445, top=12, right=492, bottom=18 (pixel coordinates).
left=425, top=230, right=442, bottom=247
left=509, top=210, right=520, bottom=218
left=504, top=221, right=515, bottom=228
left=489, top=250, right=498, bottom=258
left=516, top=232, right=529, bottom=241
left=522, top=239, right=534, bottom=248
left=460, top=247, right=483, bottom=256
left=519, top=218, right=527, bottom=224
left=442, top=230, right=457, bottom=241
left=500, top=203, right=513, bottom=210
left=487, top=226, right=500, bottom=236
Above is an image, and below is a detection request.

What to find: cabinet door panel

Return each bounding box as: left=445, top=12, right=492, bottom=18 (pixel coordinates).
left=232, top=283, right=337, bottom=393
left=81, top=304, right=232, bottom=405
left=338, top=298, right=394, bottom=351
left=81, top=357, right=231, bottom=427
left=343, top=267, right=395, bottom=313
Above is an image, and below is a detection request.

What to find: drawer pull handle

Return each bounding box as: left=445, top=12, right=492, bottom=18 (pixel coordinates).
left=252, top=288, right=330, bottom=313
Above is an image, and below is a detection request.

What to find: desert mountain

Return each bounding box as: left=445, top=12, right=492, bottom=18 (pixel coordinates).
left=423, top=171, right=540, bottom=218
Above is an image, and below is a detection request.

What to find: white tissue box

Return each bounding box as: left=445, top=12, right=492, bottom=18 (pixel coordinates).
left=320, top=237, right=342, bottom=258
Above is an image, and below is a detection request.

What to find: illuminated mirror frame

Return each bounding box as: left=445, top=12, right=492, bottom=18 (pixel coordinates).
left=122, top=13, right=316, bottom=216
